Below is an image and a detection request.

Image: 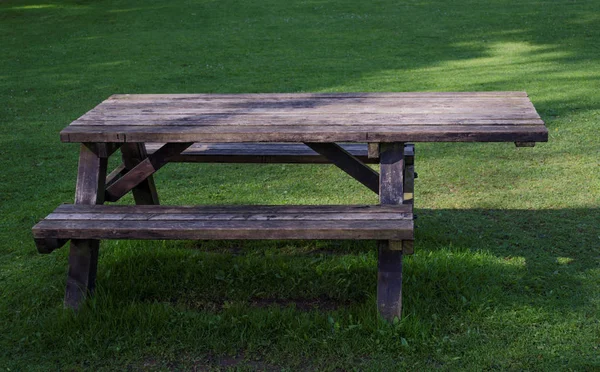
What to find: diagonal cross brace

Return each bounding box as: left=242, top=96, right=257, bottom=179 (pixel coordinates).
left=304, top=142, right=380, bottom=194
left=105, top=142, right=193, bottom=202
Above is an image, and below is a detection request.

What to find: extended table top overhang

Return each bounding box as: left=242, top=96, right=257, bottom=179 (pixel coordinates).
left=60, top=92, right=548, bottom=144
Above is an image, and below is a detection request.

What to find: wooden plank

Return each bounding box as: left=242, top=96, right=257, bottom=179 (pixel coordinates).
left=404, top=144, right=415, bottom=205
left=64, top=144, right=107, bottom=310
left=377, top=248, right=403, bottom=319
left=52, top=203, right=413, bottom=214
left=305, top=142, right=380, bottom=194
left=33, top=218, right=414, bottom=241
left=105, top=92, right=530, bottom=101
left=73, top=144, right=107, bottom=205
left=60, top=124, right=548, bottom=144
left=33, top=204, right=414, bottom=240
left=145, top=142, right=378, bottom=164
left=379, top=143, right=405, bottom=204
left=404, top=144, right=415, bottom=165
left=105, top=142, right=192, bottom=202
left=105, top=163, right=126, bottom=187
left=403, top=165, right=415, bottom=206
left=72, top=115, right=544, bottom=126
left=120, top=143, right=160, bottom=205
left=377, top=142, right=406, bottom=322
left=79, top=95, right=541, bottom=124
left=44, top=212, right=412, bottom=221
left=368, top=143, right=379, bottom=159
left=94, top=95, right=537, bottom=106
left=83, top=105, right=539, bottom=117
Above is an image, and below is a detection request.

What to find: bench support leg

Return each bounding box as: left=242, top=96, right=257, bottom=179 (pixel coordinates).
left=120, top=143, right=160, bottom=205
left=377, top=142, right=405, bottom=321
left=402, top=144, right=415, bottom=255
left=64, top=144, right=107, bottom=310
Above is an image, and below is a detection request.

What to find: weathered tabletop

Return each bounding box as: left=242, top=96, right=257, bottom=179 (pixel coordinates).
left=60, top=92, right=547, bottom=143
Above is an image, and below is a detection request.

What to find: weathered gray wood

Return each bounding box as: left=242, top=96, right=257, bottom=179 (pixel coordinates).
left=404, top=145, right=415, bottom=206
left=60, top=124, right=548, bottom=144
left=368, top=143, right=379, bottom=159
left=73, top=144, right=107, bottom=205
left=404, top=144, right=415, bottom=165
left=105, top=143, right=192, bottom=202
left=32, top=204, right=414, bottom=241
left=64, top=144, right=107, bottom=310
left=378, top=142, right=406, bottom=322
left=403, top=165, right=415, bottom=206
left=145, top=142, right=379, bottom=164
left=43, top=211, right=411, bottom=221
left=106, top=92, right=531, bottom=100
left=402, top=241, right=414, bottom=255
left=120, top=143, right=160, bottom=205
left=52, top=203, right=412, bottom=214
left=143, top=143, right=418, bottom=166
left=60, top=93, right=548, bottom=144
left=379, top=143, right=405, bottom=204
left=377, top=247, right=403, bottom=319
left=72, top=117, right=545, bottom=126
left=305, top=142, right=380, bottom=194
left=105, top=164, right=127, bottom=187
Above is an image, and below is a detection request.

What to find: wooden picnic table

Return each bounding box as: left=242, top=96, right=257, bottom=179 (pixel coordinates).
left=33, top=92, right=547, bottom=321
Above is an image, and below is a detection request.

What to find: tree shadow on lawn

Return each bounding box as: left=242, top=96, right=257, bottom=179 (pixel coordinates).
left=2, top=0, right=599, bottom=101
left=93, top=207, right=598, bottom=321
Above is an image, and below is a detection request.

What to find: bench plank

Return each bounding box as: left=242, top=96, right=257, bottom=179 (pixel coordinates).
left=145, top=142, right=379, bottom=163
left=33, top=205, right=414, bottom=246
left=51, top=203, right=412, bottom=214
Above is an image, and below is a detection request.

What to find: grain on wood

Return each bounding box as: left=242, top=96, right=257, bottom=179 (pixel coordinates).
left=368, top=143, right=379, bottom=159
left=52, top=203, right=413, bottom=214
left=64, top=144, right=107, bottom=310
left=32, top=204, right=414, bottom=241
left=60, top=93, right=548, bottom=144
left=120, top=143, right=160, bottom=205
left=60, top=124, right=548, bottom=144
left=377, top=142, right=406, bottom=322
left=145, top=142, right=378, bottom=164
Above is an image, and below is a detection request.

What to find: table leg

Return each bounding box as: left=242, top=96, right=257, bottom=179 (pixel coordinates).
left=377, top=142, right=405, bottom=321
left=64, top=144, right=108, bottom=310
left=120, top=143, right=159, bottom=205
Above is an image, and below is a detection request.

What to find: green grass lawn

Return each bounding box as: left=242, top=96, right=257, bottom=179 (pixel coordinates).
left=1, top=0, right=599, bottom=369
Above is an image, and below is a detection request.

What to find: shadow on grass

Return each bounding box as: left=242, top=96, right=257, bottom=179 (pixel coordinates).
left=89, top=208, right=598, bottom=320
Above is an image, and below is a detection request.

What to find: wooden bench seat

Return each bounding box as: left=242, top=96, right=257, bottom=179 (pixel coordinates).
left=144, top=142, right=415, bottom=165
left=33, top=204, right=414, bottom=253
